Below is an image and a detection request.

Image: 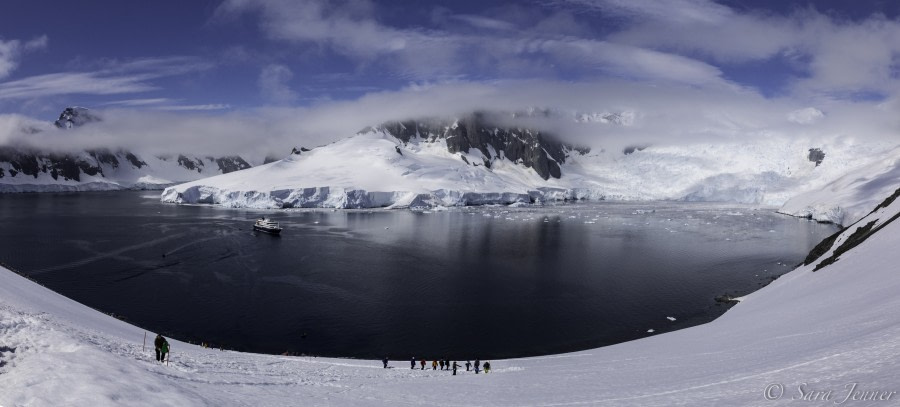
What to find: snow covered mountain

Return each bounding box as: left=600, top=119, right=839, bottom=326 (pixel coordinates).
left=162, top=112, right=897, bottom=209
left=5, top=183, right=900, bottom=405
left=0, top=107, right=252, bottom=192
left=778, top=145, right=900, bottom=225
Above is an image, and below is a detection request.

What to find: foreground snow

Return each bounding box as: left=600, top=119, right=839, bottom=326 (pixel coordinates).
left=162, top=129, right=897, bottom=209
left=3, top=192, right=900, bottom=405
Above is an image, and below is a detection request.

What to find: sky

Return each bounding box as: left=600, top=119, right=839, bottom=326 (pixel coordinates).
left=0, top=0, right=899, bottom=157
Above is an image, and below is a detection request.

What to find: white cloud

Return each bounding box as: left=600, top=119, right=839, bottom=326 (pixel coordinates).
left=215, top=0, right=737, bottom=88
left=788, top=107, right=825, bottom=124
left=0, top=40, right=19, bottom=79
left=100, top=98, right=230, bottom=111
left=0, top=56, right=210, bottom=100
left=584, top=2, right=900, bottom=98
left=155, top=104, right=232, bottom=111
left=555, top=0, right=733, bottom=25
left=450, top=14, right=517, bottom=31
left=541, top=39, right=730, bottom=87
left=2, top=79, right=897, bottom=161
left=101, top=98, right=173, bottom=106
left=23, top=35, right=49, bottom=51
left=258, top=64, right=298, bottom=104
left=0, top=72, right=158, bottom=99
left=0, top=35, right=48, bottom=79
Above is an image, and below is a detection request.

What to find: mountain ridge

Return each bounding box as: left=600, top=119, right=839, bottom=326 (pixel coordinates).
left=0, top=107, right=253, bottom=192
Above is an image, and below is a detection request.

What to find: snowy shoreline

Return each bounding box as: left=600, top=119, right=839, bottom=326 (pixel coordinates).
left=4, top=187, right=900, bottom=405
left=0, top=182, right=175, bottom=193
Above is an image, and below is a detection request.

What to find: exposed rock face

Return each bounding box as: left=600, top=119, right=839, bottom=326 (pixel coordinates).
left=0, top=147, right=113, bottom=182
left=808, top=148, right=825, bottom=166
left=213, top=156, right=252, bottom=173
left=623, top=145, right=648, bottom=155
left=171, top=155, right=250, bottom=174
left=54, top=107, right=101, bottom=129
left=125, top=153, right=147, bottom=168
left=177, top=155, right=202, bottom=172
left=376, top=113, right=589, bottom=180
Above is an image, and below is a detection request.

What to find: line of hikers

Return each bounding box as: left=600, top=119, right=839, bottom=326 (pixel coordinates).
left=381, top=357, right=492, bottom=374
left=152, top=334, right=494, bottom=375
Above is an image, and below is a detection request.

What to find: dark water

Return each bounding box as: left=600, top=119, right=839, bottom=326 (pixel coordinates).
left=0, top=191, right=837, bottom=359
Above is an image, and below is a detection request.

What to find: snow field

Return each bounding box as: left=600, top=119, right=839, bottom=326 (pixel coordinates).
left=3, top=189, right=900, bottom=405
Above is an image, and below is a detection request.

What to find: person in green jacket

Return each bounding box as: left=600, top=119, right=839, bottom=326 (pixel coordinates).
left=154, top=334, right=170, bottom=363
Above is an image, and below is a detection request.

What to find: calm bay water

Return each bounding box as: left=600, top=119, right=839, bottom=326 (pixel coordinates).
left=0, top=191, right=837, bottom=359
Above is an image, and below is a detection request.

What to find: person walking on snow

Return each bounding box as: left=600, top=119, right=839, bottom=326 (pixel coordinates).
left=382, top=357, right=389, bottom=368
left=432, top=360, right=438, bottom=370
left=411, top=357, right=416, bottom=369
left=474, top=359, right=480, bottom=374
left=439, top=359, right=445, bottom=370
left=465, top=360, right=471, bottom=371
left=420, top=359, right=426, bottom=370
left=484, top=361, right=492, bottom=373
left=452, top=361, right=459, bottom=376
left=154, top=334, right=169, bottom=362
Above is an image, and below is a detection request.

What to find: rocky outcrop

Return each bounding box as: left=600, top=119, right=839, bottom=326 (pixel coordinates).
left=213, top=156, right=252, bottom=173
left=0, top=147, right=115, bottom=182
left=54, top=107, right=101, bottom=129
left=376, top=113, right=589, bottom=180
left=808, top=148, right=825, bottom=166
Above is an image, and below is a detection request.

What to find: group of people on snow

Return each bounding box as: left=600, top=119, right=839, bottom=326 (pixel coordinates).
left=383, top=357, right=491, bottom=374
left=152, top=335, right=496, bottom=375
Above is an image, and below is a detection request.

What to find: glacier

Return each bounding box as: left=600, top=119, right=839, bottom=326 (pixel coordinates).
left=162, top=126, right=897, bottom=210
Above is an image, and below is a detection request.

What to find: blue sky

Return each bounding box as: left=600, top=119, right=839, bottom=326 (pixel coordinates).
left=0, top=0, right=899, bottom=155
left=2, top=0, right=899, bottom=116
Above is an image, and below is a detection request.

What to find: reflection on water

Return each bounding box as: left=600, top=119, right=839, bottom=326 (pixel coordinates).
left=0, top=191, right=838, bottom=358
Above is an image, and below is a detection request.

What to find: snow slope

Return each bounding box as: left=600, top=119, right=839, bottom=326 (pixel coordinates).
left=4, top=190, right=900, bottom=406
left=163, top=126, right=896, bottom=209
left=162, top=130, right=553, bottom=208
left=779, top=146, right=900, bottom=225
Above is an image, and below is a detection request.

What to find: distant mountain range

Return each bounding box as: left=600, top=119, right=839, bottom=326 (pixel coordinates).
left=0, top=107, right=252, bottom=192
left=162, top=110, right=892, bottom=211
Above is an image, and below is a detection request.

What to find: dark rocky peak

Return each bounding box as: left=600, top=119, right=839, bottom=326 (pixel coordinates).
left=808, top=148, right=825, bottom=166
left=373, top=112, right=589, bottom=180
left=212, top=156, right=251, bottom=173
left=176, top=154, right=250, bottom=174
left=177, top=155, right=204, bottom=172
left=623, top=145, right=649, bottom=155
left=54, top=107, right=101, bottom=129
